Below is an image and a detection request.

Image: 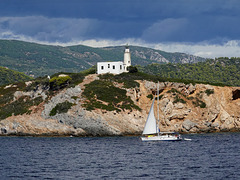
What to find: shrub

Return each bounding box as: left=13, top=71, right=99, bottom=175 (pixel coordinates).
left=147, top=94, right=153, bottom=100
left=127, top=66, right=138, bottom=73
left=173, top=95, right=186, bottom=104
left=49, top=75, right=72, bottom=90
left=0, top=96, right=44, bottom=120
left=99, top=72, right=140, bottom=88
left=158, top=94, right=164, bottom=100
left=187, top=96, right=194, bottom=100
left=82, top=80, right=141, bottom=112
left=0, top=92, right=14, bottom=106
left=71, top=96, right=78, bottom=100
left=167, top=88, right=180, bottom=94
left=49, top=101, right=73, bottom=116
left=192, top=98, right=206, bottom=108
left=205, top=89, right=214, bottom=96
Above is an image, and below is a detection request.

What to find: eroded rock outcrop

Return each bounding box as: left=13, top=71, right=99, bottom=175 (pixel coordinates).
left=0, top=75, right=240, bottom=136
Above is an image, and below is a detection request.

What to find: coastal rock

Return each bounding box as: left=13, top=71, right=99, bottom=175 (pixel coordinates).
left=168, top=109, right=191, bottom=121
left=42, top=85, right=81, bottom=118
left=0, top=77, right=240, bottom=136
left=144, top=80, right=165, bottom=92
left=182, top=119, right=197, bottom=131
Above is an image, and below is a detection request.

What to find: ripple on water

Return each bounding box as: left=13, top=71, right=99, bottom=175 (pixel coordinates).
left=0, top=133, right=239, bottom=179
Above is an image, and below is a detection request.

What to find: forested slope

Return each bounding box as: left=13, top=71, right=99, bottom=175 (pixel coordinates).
left=0, top=66, right=32, bottom=85
left=141, top=57, right=240, bottom=86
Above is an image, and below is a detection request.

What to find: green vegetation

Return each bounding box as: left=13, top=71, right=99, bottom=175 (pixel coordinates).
left=192, top=98, right=206, bottom=108
left=189, top=91, right=207, bottom=108
left=0, top=82, right=27, bottom=106
left=71, top=96, right=78, bottom=100
left=0, top=96, right=43, bottom=120
left=0, top=66, right=96, bottom=120
left=205, top=89, right=214, bottom=96
left=147, top=94, right=154, bottom=100
left=0, top=52, right=236, bottom=120
left=49, top=75, right=72, bottom=85
left=166, top=88, right=186, bottom=104
left=1, top=40, right=240, bottom=87
left=0, top=66, right=32, bottom=86
left=142, top=57, right=240, bottom=87
left=49, top=101, right=74, bottom=116
left=127, top=66, right=138, bottom=73
left=173, top=95, right=186, bottom=104
left=166, top=88, right=206, bottom=107
left=147, top=94, right=163, bottom=100
left=25, top=66, right=96, bottom=92
left=49, top=75, right=72, bottom=90
left=99, top=73, right=140, bottom=88
left=167, top=88, right=181, bottom=94
left=99, top=71, right=185, bottom=89
left=158, top=95, right=164, bottom=100
left=82, top=80, right=141, bottom=112
left=0, top=40, right=91, bottom=77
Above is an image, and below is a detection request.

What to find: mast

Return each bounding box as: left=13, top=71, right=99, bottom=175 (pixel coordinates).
left=157, top=81, right=160, bottom=136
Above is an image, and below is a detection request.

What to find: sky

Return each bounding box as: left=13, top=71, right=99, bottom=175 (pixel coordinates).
left=1, top=0, right=240, bottom=58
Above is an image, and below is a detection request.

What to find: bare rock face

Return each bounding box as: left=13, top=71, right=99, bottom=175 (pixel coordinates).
left=0, top=76, right=240, bottom=136
left=0, top=114, right=83, bottom=136
left=139, top=81, right=240, bottom=133
left=182, top=119, right=197, bottom=131
left=42, top=85, right=82, bottom=118
left=134, top=50, right=169, bottom=63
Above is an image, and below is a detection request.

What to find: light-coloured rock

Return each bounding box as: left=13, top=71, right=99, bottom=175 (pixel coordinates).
left=168, top=109, right=191, bottom=120
left=174, top=102, right=185, bottom=109
left=42, top=85, right=81, bottom=118
left=162, top=100, right=174, bottom=115
left=182, top=119, right=197, bottom=131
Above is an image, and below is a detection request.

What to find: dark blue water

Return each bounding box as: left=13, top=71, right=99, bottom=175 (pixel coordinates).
left=0, top=133, right=239, bottom=179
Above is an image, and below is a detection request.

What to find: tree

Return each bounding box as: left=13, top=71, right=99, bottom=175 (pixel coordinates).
left=127, top=66, right=138, bottom=73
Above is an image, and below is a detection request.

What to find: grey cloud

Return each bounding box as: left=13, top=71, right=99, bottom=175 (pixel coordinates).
left=0, top=16, right=101, bottom=42
left=141, top=18, right=189, bottom=42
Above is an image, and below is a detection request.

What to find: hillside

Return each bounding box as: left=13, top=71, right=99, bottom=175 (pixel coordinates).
left=141, top=57, right=240, bottom=87
left=0, top=40, right=205, bottom=77
left=0, top=66, right=32, bottom=85
left=0, top=70, right=239, bottom=136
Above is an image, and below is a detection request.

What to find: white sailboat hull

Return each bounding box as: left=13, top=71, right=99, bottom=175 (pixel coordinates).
left=141, top=134, right=182, bottom=141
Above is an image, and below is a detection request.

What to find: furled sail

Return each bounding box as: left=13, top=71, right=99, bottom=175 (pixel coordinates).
left=142, top=97, right=157, bottom=135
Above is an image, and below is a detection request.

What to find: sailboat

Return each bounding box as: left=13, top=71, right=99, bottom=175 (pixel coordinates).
left=141, top=82, right=182, bottom=141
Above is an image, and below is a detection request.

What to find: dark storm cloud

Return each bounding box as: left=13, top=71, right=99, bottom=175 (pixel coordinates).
left=0, top=0, right=240, bottom=44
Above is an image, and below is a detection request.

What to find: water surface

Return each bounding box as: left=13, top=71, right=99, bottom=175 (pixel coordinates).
left=0, top=133, right=239, bottom=179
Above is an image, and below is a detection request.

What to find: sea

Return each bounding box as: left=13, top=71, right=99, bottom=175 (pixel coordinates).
left=0, top=132, right=239, bottom=179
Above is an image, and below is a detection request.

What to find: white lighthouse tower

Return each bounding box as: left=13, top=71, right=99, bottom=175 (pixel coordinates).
left=123, top=44, right=131, bottom=72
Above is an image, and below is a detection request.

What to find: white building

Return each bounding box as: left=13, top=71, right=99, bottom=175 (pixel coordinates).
left=97, top=45, right=131, bottom=74
left=97, top=61, right=124, bottom=74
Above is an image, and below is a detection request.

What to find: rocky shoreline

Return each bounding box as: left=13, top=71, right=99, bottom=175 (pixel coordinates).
left=0, top=75, right=240, bottom=136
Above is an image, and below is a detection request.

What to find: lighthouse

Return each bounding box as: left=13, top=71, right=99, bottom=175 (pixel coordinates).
left=123, top=44, right=131, bottom=72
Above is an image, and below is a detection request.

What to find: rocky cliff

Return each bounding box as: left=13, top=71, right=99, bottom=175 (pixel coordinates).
left=0, top=74, right=240, bottom=136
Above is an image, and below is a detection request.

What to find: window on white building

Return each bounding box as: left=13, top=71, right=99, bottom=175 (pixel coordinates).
left=113, top=65, right=115, bottom=69
left=120, top=65, right=122, bottom=69
left=101, top=66, right=104, bottom=70
left=108, top=64, right=110, bottom=68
